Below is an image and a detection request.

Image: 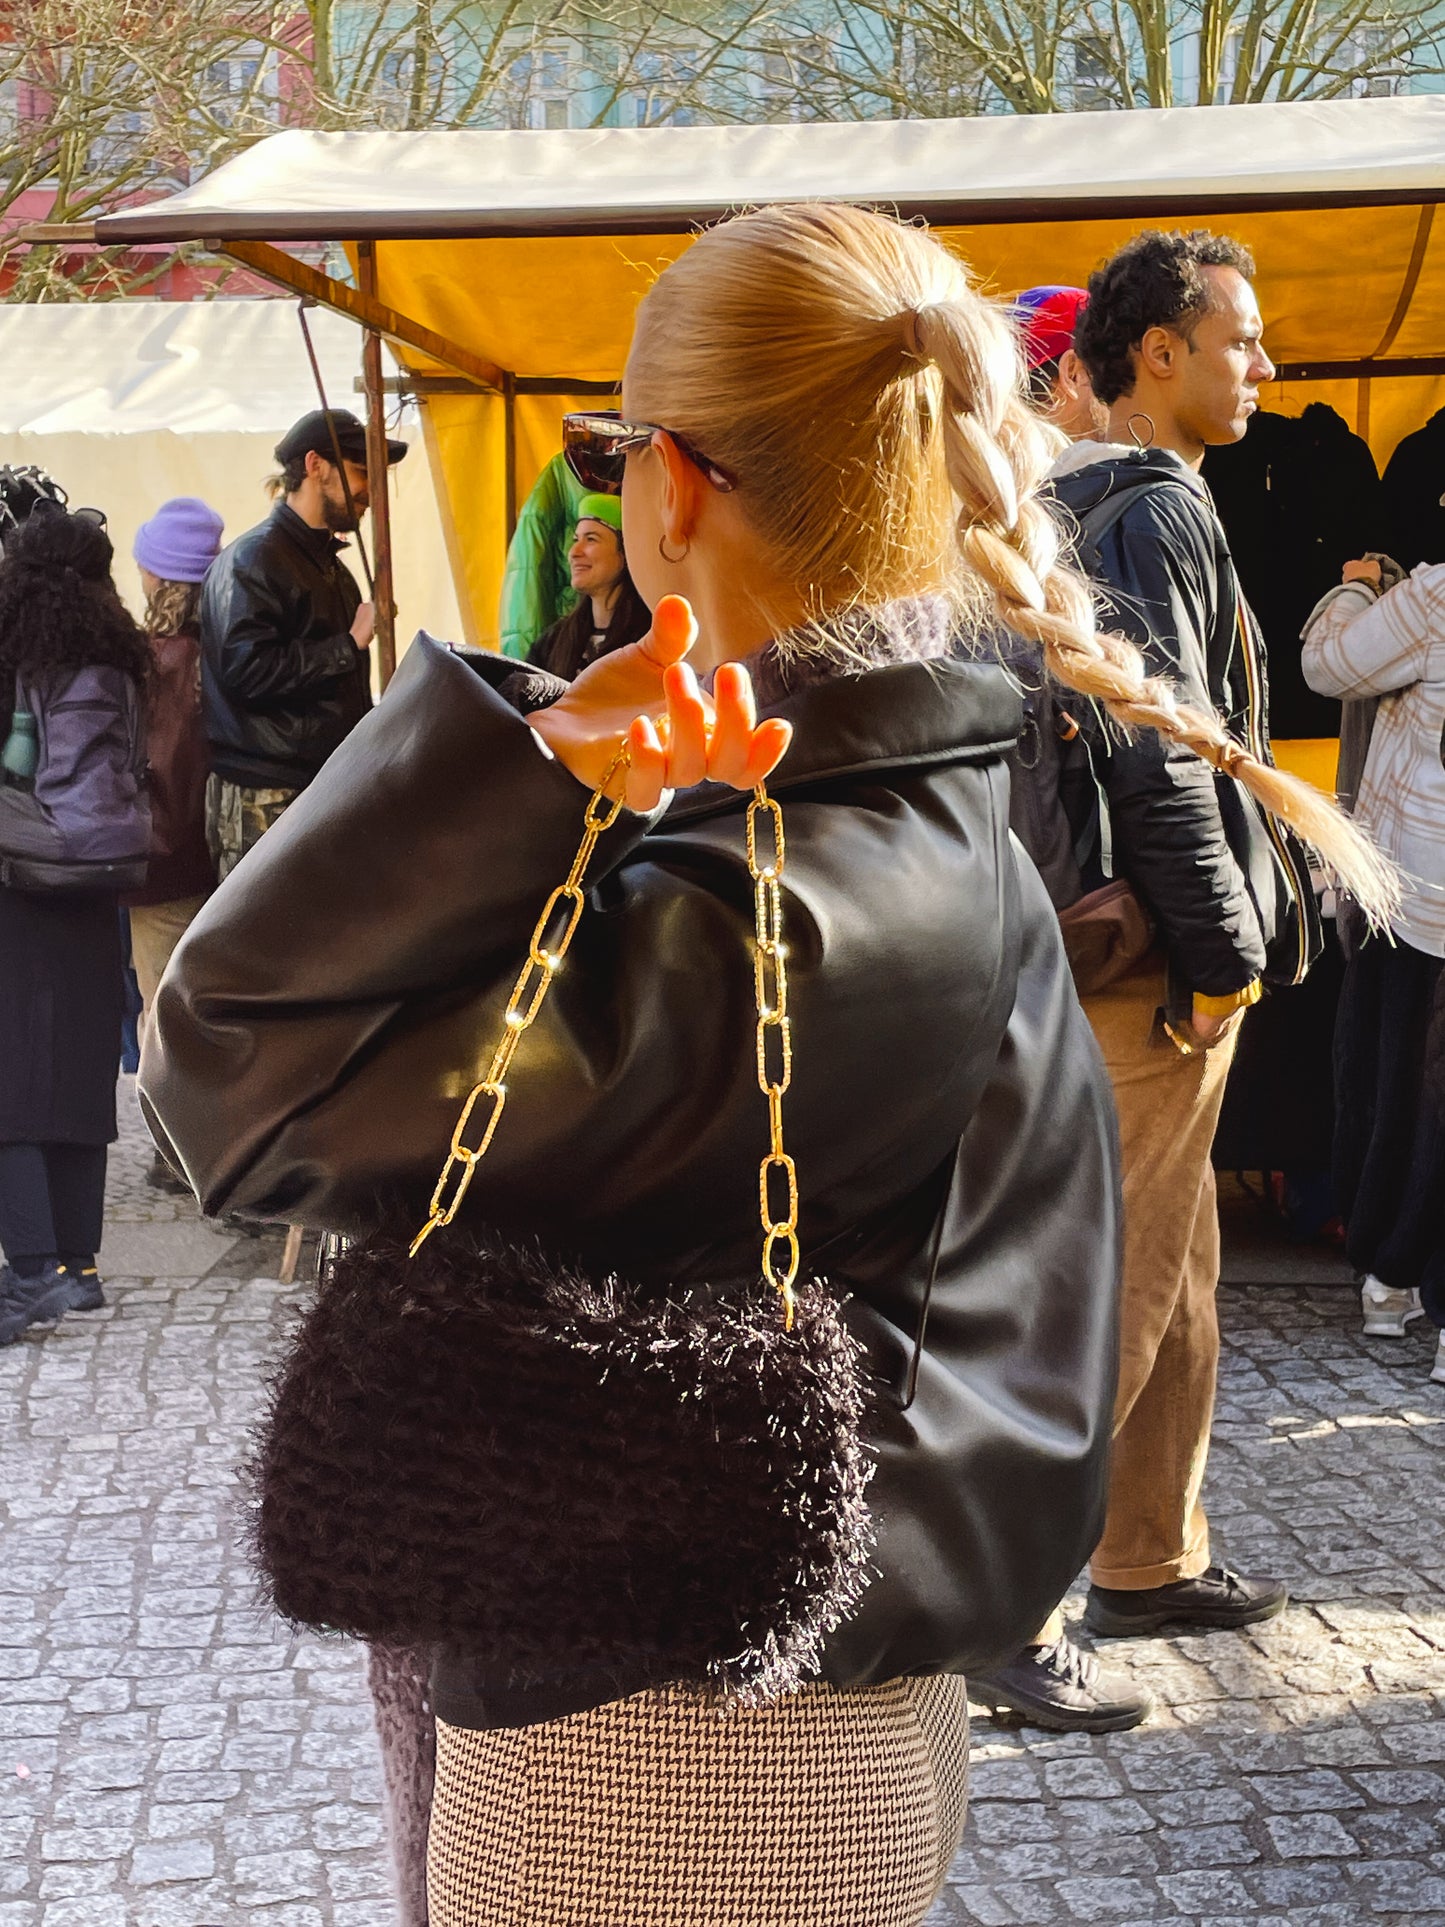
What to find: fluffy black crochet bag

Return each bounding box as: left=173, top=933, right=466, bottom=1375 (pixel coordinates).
left=249, top=771, right=876, bottom=1705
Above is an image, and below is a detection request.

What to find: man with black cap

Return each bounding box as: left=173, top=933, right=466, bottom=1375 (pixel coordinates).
left=199, top=408, right=406, bottom=879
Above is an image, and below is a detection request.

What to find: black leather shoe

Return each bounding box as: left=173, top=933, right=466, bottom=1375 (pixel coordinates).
left=1085, top=1565, right=1289, bottom=1638
left=61, top=1267, right=105, bottom=1313
left=145, top=1150, right=190, bottom=1197
left=0, top=1264, right=73, bottom=1344
left=971, top=1634, right=1155, bottom=1733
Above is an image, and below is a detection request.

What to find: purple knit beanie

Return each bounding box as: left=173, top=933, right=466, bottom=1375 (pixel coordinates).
left=133, top=497, right=224, bottom=584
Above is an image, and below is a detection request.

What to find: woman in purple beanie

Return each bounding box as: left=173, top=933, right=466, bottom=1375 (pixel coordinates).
left=123, top=498, right=224, bottom=1193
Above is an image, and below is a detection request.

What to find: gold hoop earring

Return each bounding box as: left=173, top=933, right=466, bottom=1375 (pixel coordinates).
left=658, top=532, right=690, bottom=564
left=1126, top=413, right=1156, bottom=451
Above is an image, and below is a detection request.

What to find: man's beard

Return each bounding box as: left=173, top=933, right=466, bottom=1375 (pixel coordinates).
left=321, top=489, right=362, bottom=534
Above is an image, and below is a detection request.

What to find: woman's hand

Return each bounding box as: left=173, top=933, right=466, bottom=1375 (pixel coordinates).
left=530, top=594, right=792, bottom=812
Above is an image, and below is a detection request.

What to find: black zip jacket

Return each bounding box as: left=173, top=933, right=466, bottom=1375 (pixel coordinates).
left=200, top=501, right=370, bottom=790
left=1051, top=446, right=1320, bottom=1002
left=139, top=622, right=1121, bottom=1726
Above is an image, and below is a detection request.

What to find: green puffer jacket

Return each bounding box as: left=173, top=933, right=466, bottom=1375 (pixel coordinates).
left=498, top=453, right=587, bottom=660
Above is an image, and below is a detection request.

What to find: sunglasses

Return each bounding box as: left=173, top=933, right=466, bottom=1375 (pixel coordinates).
left=561, top=411, right=737, bottom=496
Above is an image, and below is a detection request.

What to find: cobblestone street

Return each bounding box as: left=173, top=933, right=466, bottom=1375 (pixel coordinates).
left=0, top=1078, right=1441, bottom=1925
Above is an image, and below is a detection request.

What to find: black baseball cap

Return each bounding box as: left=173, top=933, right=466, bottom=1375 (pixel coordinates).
left=275, top=408, right=408, bottom=468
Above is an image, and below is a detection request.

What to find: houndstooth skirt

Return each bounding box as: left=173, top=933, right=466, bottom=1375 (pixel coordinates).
left=427, top=1673, right=970, bottom=1927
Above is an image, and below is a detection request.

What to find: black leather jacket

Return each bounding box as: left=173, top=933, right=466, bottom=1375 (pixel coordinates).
left=1051, top=448, right=1320, bottom=1004
left=139, top=627, right=1121, bottom=1721
left=199, top=501, right=370, bottom=789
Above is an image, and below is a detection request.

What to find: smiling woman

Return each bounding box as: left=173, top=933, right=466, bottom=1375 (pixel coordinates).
left=525, top=493, right=652, bottom=680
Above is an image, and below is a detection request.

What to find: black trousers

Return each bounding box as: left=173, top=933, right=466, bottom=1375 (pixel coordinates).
left=1334, top=932, right=1445, bottom=1325
left=0, top=1142, right=108, bottom=1272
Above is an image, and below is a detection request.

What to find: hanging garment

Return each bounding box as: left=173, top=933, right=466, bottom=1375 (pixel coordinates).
left=1382, top=405, right=1445, bottom=574
left=1205, top=403, right=1388, bottom=740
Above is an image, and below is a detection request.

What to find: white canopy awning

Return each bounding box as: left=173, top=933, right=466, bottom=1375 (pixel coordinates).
left=0, top=299, right=363, bottom=433
left=0, top=301, right=462, bottom=646
left=96, top=94, right=1445, bottom=245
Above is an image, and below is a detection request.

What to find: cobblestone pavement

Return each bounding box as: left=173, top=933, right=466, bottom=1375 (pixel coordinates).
left=0, top=1080, right=1441, bottom=1925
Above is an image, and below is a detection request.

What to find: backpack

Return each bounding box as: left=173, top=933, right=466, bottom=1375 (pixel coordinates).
left=0, top=668, right=150, bottom=893
left=1008, top=480, right=1169, bottom=991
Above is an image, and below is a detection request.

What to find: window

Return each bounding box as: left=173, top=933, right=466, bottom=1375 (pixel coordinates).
left=631, top=46, right=700, bottom=125
left=756, top=37, right=839, bottom=120
left=203, top=49, right=275, bottom=128
left=1214, top=25, right=1245, bottom=102
left=1071, top=34, right=1116, bottom=109
left=380, top=51, right=414, bottom=95
left=376, top=48, right=421, bottom=128
left=1348, top=29, right=1408, bottom=96
left=528, top=42, right=572, bottom=129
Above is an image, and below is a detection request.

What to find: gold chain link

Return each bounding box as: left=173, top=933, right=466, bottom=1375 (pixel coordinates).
left=409, top=758, right=801, bottom=1335
left=408, top=747, right=629, bottom=1257
left=747, top=785, right=799, bottom=1330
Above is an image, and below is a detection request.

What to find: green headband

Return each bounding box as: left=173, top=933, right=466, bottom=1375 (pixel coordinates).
left=576, top=492, right=623, bottom=534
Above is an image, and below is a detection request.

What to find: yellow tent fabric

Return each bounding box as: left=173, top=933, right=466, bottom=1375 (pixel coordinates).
left=94, top=96, right=1445, bottom=648
left=377, top=206, right=1445, bottom=644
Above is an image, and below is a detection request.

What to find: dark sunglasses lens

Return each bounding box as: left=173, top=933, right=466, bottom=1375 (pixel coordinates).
left=74, top=506, right=107, bottom=529
left=564, top=433, right=625, bottom=495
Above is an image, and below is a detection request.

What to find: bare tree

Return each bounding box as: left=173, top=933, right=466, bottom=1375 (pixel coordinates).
left=0, top=0, right=292, bottom=297
left=6, top=0, right=1437, bottom=305
left=707, top=0, right=1443, bottom=119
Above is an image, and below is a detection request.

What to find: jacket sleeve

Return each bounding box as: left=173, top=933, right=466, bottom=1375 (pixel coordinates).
left=205, top=553, right=361, bottom=710
left=499, top=456, right=582, bottom=660
left=1095, top=491, right=1267, bottom=996
left=139, top=639, right=650, bottom=1227
left=1302, top=565, right=1445, bottom=700
left=139, top=639, right=1016, bottom=1269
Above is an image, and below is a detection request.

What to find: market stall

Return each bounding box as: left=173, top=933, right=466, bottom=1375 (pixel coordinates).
left=30, top=90, right=1439, bottom=1196
left=37, top=91, right=1445, bottom=682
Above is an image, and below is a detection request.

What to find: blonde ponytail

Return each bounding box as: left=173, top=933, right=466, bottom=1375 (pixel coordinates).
left=627, top=202, right=1399, bottom=927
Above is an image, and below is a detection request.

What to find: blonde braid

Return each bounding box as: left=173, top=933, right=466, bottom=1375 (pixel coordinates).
left=916, top=299, right=1400, bottom=929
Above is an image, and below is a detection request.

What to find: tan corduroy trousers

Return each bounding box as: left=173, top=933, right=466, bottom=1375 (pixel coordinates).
left=129, top=894, right=208, bottom=1024
left=1081, top=952, right=1242, bottom=1590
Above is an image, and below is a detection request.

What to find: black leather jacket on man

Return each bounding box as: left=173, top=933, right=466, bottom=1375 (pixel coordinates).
left=200, top=500, right=370, bottom=789
left=139, top=622, right=1121, bottom=1727
left=1051, top=445, right=1320, bottom=1005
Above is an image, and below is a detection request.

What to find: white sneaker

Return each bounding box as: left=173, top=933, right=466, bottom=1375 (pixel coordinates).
left=1360, top=1275, right=1425, bottom=1337
left=1431, top=1331, right=1445, bottom=1385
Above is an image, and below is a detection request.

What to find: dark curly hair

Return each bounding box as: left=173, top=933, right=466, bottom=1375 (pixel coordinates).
left=0, top=506, right=148, bottom=711
left=1075, top=229, right=1257, bottom=406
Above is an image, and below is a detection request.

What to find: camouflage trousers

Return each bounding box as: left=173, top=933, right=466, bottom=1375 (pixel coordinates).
left=204, top=774, right=300, bottom=883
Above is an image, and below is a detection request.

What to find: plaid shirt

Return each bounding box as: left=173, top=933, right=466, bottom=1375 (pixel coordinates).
left=1302, top=567, right=1445, bottom=958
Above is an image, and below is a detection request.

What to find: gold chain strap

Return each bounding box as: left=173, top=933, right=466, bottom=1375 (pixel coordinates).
left=408, top=747, right=629, bottom=1258
left=747, top=786, right=798, bottom=1331
left=410, top=758, right=801, bottom=1332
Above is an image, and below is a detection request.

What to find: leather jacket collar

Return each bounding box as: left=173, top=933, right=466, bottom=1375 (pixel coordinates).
left=666, top=655, right=1023, bottom=826
left=271, top=498, right=350, bottom=565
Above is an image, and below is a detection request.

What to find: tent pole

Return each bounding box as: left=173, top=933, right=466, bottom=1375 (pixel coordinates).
left=504, top=372, right=518, bottom=545
left=217, top=238, right=505, bottom=390
left=357, top=241, right=398, bottom=691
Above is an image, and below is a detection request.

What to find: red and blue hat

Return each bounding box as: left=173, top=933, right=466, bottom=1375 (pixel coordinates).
left=1012, top=286, right=1089, bottom=372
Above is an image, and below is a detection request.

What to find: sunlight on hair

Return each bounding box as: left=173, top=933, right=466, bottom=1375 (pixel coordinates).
left=628, top=202, right=1399, bottom=929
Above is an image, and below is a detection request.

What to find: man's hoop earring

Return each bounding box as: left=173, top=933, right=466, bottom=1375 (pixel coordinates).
left=659, top=532, right=690, bottom=564
left=1126, top=413, right=1157, bottom=450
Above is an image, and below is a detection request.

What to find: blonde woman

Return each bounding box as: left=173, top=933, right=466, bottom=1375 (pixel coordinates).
left=140, top=205, right=1391, bottom=1927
